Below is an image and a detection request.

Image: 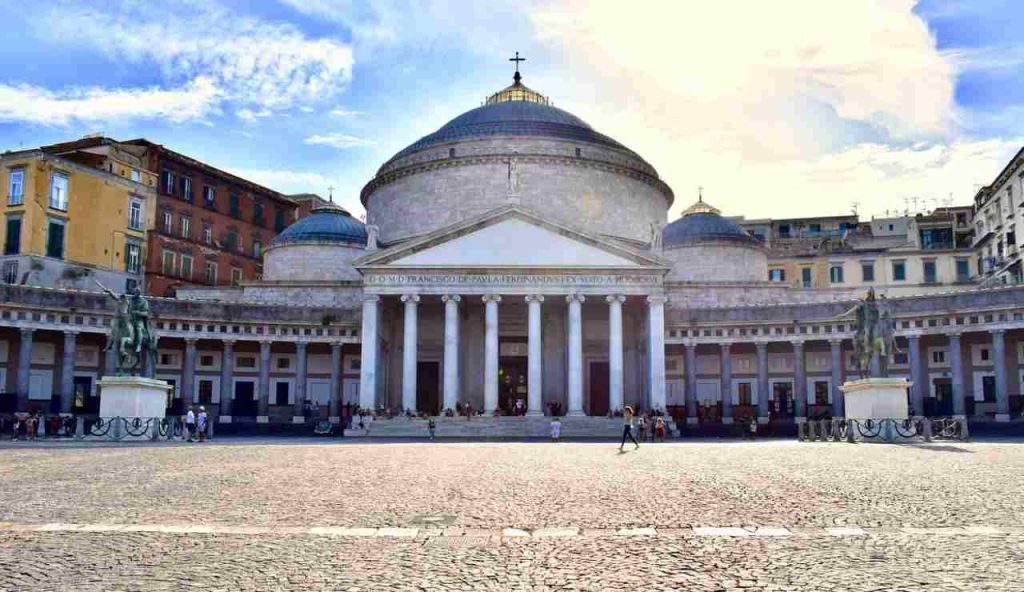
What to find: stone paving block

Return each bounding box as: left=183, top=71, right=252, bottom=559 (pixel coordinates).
left=377, top=527, right=418, bottom=538
left=37, top=523, right=80, bottom=532
left=616, top=527, right=657, bottom=536
left=502, top=528, right=530, bottom=538
left=76, top=524, right=128, bottom=533
left=963, top=526, right=1003, bottom=535
left=309, top=527, right=377, bottom=537
left=751, top=527, right=792, bottom=537
left=693, top=527, right=751, bottom=537
left=533, top=527, right=579, bottom=538
left=900, top=527, right=966, bottom=535
left=826, top=527, right=867, bottom=536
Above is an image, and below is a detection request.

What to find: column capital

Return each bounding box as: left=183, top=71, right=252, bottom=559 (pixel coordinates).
left=482, top=294, right=502, bottom=304
left=400, top=294, right=420, bottom=304
left=441, top=294, right=461, bottom=303
left=720, top=341, right=732, bottom=351
left=566, top=293, right=586, bottom=304
left=295, top=341, right=308, bottom=351
left=605, top=294, right=626, bottom=304
left=828, top=338, right=843, bottom=346
left=63, top=330, right=80, bottom=338
left=259, top=339, right=273, bottom=347
left=524, top=294, right=545, bottom=303
left=20, top=327, right=34, bottom=336
left=362, top=295, right=381, bottom=304
left=755, top=341, right=769, bottom=351
left=791, top=339, right=805, bottom=349
left=331, top=341, right=343, bottom=351
left=222, top=339, right=236, bottom=347
left=991, top=328, right=1006, bottom=336
left=185, top=337, right=199, bottom=345
left=646, top=295, right=668, bottom=305
left=948, top=331, right=963, bottom=340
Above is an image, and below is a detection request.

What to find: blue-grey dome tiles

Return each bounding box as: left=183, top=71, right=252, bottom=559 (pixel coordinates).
left=386, top=100, right=638, bottom=164
left=662, top=213, right=761, bottom=247
left=269, top=208, right=367, bottom=247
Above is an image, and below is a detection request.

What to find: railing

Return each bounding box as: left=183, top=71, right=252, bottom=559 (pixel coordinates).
left=797, top=417, right=969, bottom=443
left=3, top=414, right=199, bottom=442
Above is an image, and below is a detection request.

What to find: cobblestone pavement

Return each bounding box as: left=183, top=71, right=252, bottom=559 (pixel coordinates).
left=1, top=440, right=1023, bottom=590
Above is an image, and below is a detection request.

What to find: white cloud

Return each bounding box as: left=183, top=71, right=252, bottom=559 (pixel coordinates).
left=237, top=108, right=273, bottom=122
left=329, top=108, right=362, bottom=117
left=305, top=133, right=375, bottom=149
left=0, top=77, right=219, bottom=125
left=14, top=0, right=354, bottom=124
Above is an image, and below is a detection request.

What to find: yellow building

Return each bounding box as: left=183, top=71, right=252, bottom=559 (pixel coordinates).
left=1, top=148, right=157, bottom=293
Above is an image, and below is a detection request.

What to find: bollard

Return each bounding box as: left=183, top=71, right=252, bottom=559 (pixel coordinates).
left=207, top=419, right=214, bottom=440
left=150, top=418, right=160, bottom=441
left=112, top=417, right=123, bottom=441
left=75, top=416, right=85, bottom=439
left=922, top=418, right=932, bottom=443
left=797, top=421, right=805, bottom=442
left=959, top=417, right=970, bottom=442
left=846, top=420, right=857, bottom=444
left=883, top=419, right=893, bottom=443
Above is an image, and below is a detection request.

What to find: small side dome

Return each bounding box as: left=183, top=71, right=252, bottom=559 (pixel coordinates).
left=663, top=198, right=760, bottom=248
left=269, top=203, right=367, bottom=247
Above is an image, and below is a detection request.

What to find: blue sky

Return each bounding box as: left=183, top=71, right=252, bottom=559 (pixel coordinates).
left=0, top=0, right=1021, bottom=220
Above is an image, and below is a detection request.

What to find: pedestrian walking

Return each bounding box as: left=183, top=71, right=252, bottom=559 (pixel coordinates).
left=427, top=417, right=436, bottom=440
left=197, top=406, right=208, bottom=442
left=185, top=406, right=196, bottom=442
left=620, top=405, right=639, bottom=451
left=550, top=417, right=562, bottom=442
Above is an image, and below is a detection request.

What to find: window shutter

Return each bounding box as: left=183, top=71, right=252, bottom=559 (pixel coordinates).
left=4, top=218, right=20, bottom=255
left=47, top=223, right=64, bottom=259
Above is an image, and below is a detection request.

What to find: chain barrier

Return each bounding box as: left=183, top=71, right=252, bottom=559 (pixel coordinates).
left=799, top=417, right=969, bottom=443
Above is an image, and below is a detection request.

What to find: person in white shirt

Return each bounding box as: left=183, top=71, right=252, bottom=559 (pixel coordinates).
left=184, top=407, right=196, bottom=442
left=550, top=417, right=562, bottom=442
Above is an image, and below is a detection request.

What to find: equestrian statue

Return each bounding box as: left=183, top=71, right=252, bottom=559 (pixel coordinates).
left=836, top=287, right=899, bottom=378
left=96, top=280, right=157, bottom=375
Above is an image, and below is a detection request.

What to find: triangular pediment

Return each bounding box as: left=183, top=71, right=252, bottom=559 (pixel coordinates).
left=356, top=206, right=666, bottom=270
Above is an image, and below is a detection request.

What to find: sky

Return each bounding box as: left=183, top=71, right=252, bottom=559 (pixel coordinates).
left=0, top=0, right=1022, bottom=222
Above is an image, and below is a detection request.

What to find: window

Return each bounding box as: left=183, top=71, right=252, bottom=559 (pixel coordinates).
left=159, top=353, right=177, bottom=366
left=49, top=172, right=69, bottom=210
left=7, top=167, right=24, bottom=205
left=229, top=193, right=240, bottom=217
left=449, top=147, right=456, bottom=158
left=4, top=216, right=21, bottom=255
left=124, top=242, right=141, bottom=274
left=778, top=224, right=791, bottom=238
left=125, top=278, right=138, bottom=293
left=276, top=357, right=291, bottom=370
left=236, top=234, right=244, bottom=255
left=923, top=260, right=937, bottom=284
left=893, top=351, right=908, bottom=365
left=231, top=267, right=243, bottom=286
left=180, top=177, right=193, bottom=201
left=956, top=259, right=970, bottom=282
left=861, top=262, right=875, bottom=282
left=161, top=250, right=175, bottom=275
left=252, top=240, right=262, bottom=258
left=200, top=355, right=215, bottom=367
left=274, top=209, right=285, bottom=232
left=254, top=202, right=264, bottom=225
left=162, top=210, right=173, bottom=234
left=46, top=220, right=65, bottom=259
left=203, top=185, right=216, bottom=206
left=198, top=379, right=214, bottom=404
left=814, top=381, right=829, bottom=405
left=809, top=223, right=821, bottom=234
left=180, top=216, right=191, bottom=239
left=179, top=254, right=193, bottom=279
left=128, top=198, right=144, bottom=231
left=130, top=169, right=141, bottom=183
left=237, top=356, right=256, bottom=369
left=801, top=267, right=812, bottom=288
left=737, top=383, right=752, bottom=406
left=982, top=375, right=996, bottom=402
left=829, top=265, right=844, bottom=284
left=769, top=269, right=785, bottom=282
left=931, top=350, right=946, bottom=364
left=224, top=231, right=237, bottom=253
left=275, top=381, right=290, bottom=406
left=979, top=347, right=990, bottom=362
left=162, top=170, right=175, bottom=193
left=892, top=260, right=906, bottom=281
left=204, top=261, right=217, bottom=284
left=2, top=260, right=18, bottom=284
left=203, top=223, right=213, bottom=244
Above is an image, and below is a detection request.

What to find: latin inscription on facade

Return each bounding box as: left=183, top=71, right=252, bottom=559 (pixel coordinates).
left=365, top=274, right=660, bottom=286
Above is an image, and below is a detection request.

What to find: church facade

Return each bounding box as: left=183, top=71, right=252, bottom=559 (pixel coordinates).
left=2, top=75, right=1023, bottom=428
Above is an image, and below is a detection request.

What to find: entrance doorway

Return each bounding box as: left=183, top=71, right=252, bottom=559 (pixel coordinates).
left=416, top=361, right=440, bottom=415
left=771, top=381, right=794, bottom=419
left=73, top=376, right=97, bottom=414
left=589, top=362, right=609, bottom=416
left=499, top=357, right=528, bottom=414
left=234, top=381, right=257, bottom=417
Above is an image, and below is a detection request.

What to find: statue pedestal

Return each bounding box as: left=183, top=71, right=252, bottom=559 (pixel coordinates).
left=841, top=377, right=910, bottom=420
left=98, top=376, right=171, bottom=419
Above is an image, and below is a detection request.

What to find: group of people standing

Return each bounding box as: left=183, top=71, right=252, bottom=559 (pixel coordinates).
left=183, top=406, right=208, bottom=442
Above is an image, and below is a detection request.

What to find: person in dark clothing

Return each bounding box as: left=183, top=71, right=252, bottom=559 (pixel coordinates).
left=620, top=405, right=640, bottom=451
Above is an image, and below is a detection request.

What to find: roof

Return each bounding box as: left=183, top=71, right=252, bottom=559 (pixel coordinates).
left=268, top=204, right=367, bottom=248
left=663, top=199, right=761, bottom=248
left=380, top=76, right=644, bottom=168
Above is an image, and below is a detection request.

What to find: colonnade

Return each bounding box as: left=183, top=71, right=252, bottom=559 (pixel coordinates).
left=358, top=293, right=668, bottom=415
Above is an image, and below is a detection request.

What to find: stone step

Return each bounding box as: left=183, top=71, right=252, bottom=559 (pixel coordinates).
left=355, top=416, right=676, bottom=439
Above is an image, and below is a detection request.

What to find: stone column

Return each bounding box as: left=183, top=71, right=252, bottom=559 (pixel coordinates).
left=793, top=340, right=807, bottom=422
left=607, top=295, right=625, bottom=414
left=442, top=294, right=461, bottom=413
left=756, top=342, right=769, bottom=424
left=993, top=330, right=1009, bottom=422
left=483, top=295, right=501, bottom=413
left=647, top=296, right=667, bottom=412
left=401, top=294, right=420, bottom=413
left=525, top=294, right=544, bottom=416
left=17, top=328, right=34, bottom=411
left=566, top=293, right=586, bottom=416
left=949, top=333, right=965, bottom=418
left=830, top=339, right=844, bottom=418
left=182, top=338, right=197, bottom=408
left=219, top=340, right=235, bottom=421
left=359, top=296, right=380, bottom=411
left=720, top=342, right=733, bottom=424
left=293, top=341, right=307, bottom=422
left=60, top=331, right=77, bottom=414
left=329, top=342, right=342, bottom=423
left=908, top=334, right=923, bottom=417
left=684, top=341, right=698, bottom=425
left=257, top=340, right=271, bottom=420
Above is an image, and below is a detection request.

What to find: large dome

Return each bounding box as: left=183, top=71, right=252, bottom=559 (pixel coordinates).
left=362, top=75, right=673, bottom=244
